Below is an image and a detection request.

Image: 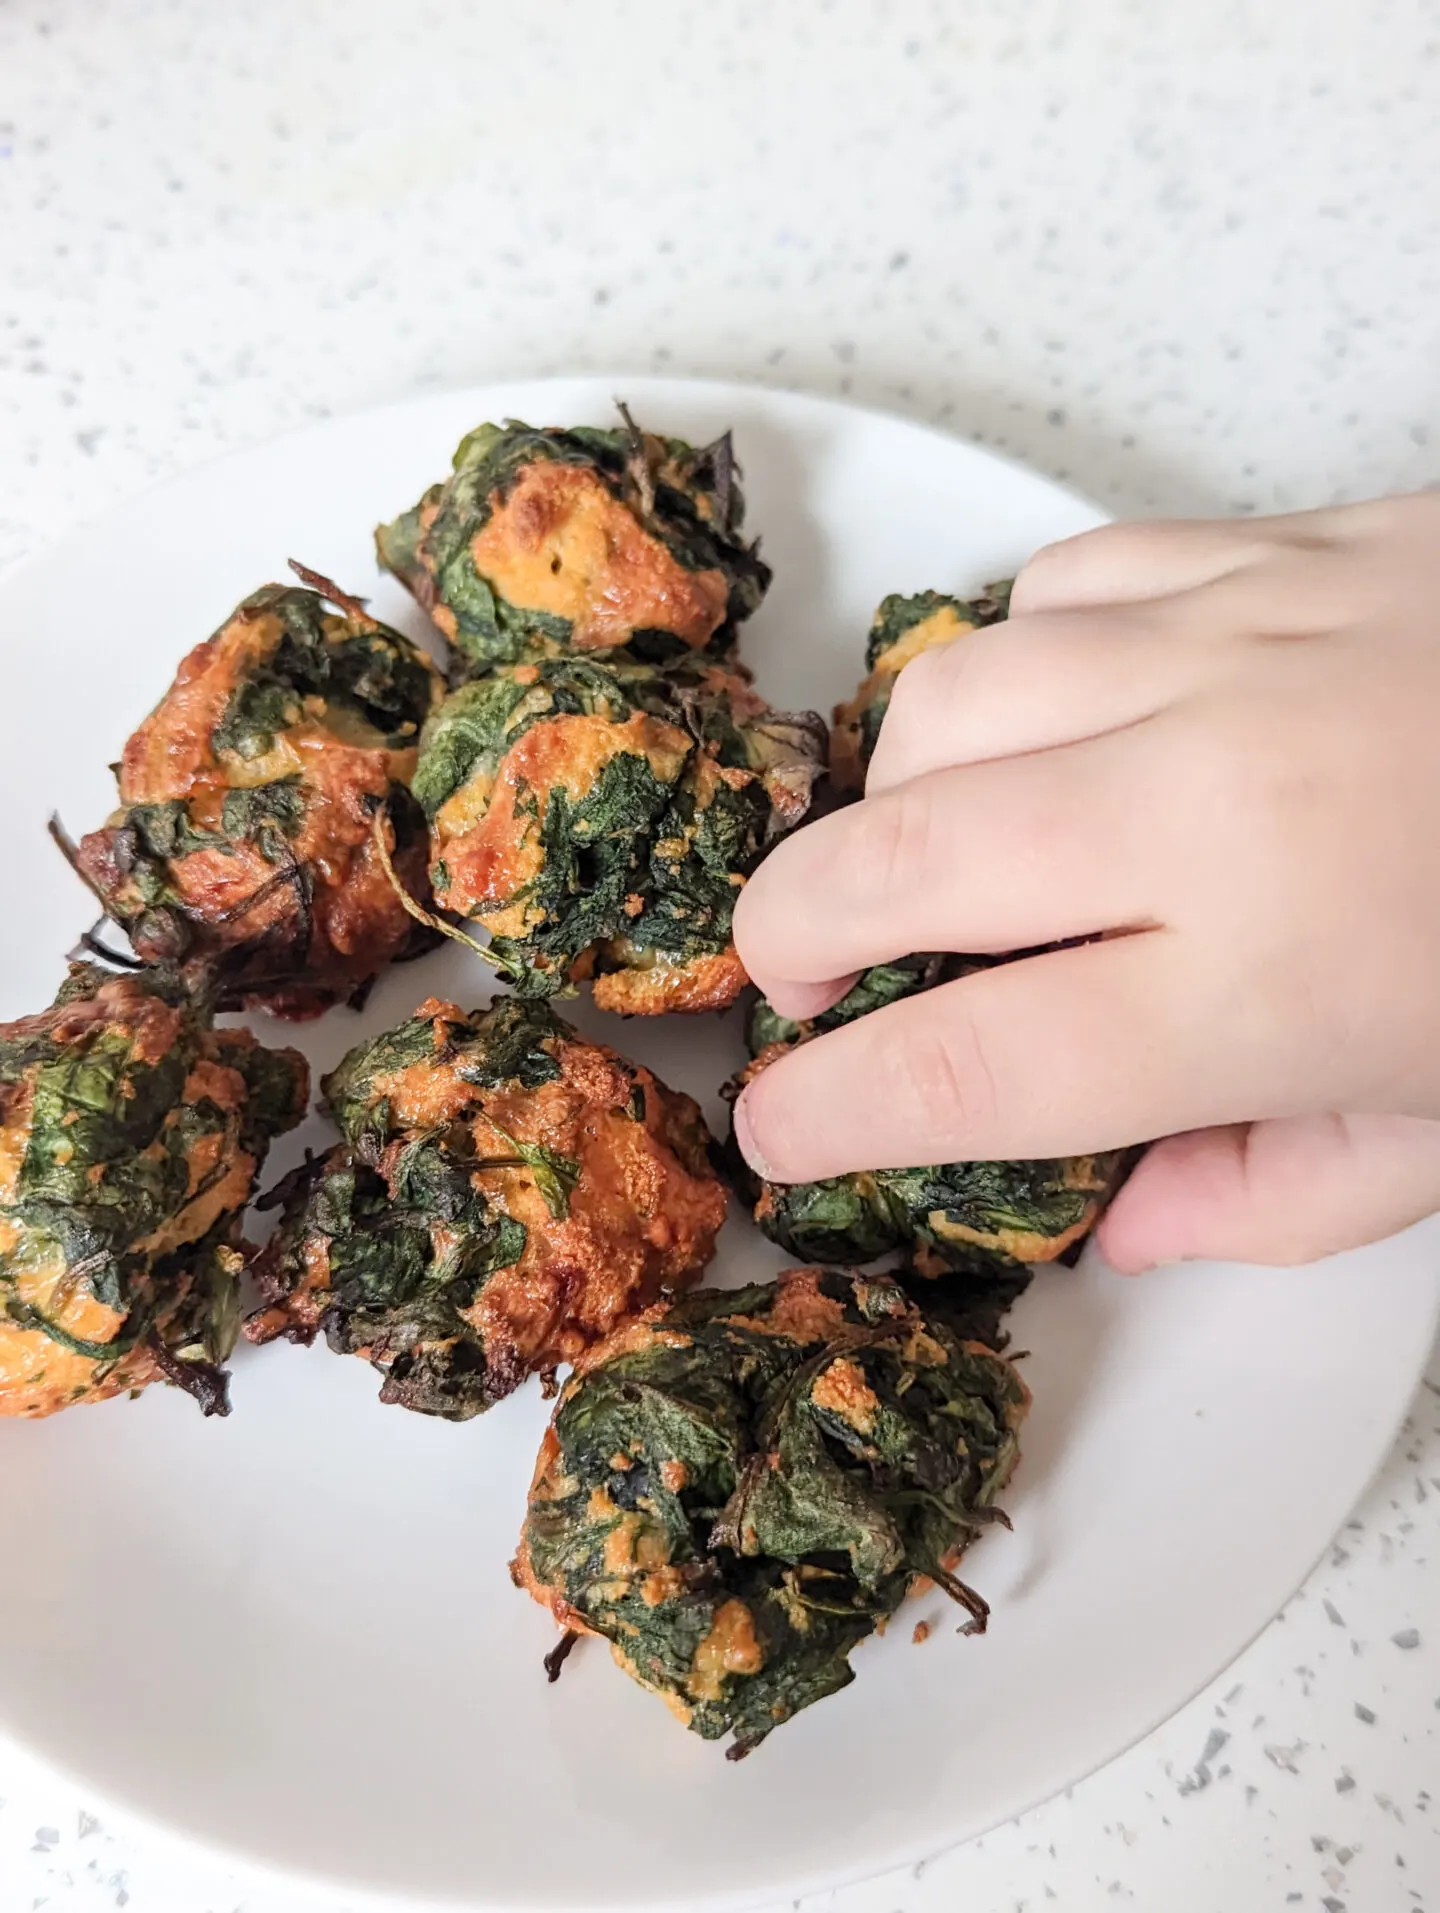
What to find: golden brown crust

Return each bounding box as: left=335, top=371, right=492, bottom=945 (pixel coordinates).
left=810, top=1355, right=881, bottom=1435
left=245, top=1230, right=332, bottom=1347
left=79, top=600, right=440, bottom=1019
left=28, top=972, right=188, bottom=1067
left=911, top=1154, right=1115, bottom=1269
left=119, top=624, right=254, bottom=805
left=466, top=461, right=730, bottom=652
left=0, top=1328, right=168, bottom=1420
left=433, top=711, right=691, bottom=932
left=685, top=1599, right=765, bottom=1701
left=249, top=1007, right=725, bottom=1399
left=0, top=972, right=302, bottom=1417
left=455, top=1034, right=726, bottom=1371
left=830, top=603, right=976, bottom=792
left=726, top=1266, right=854, bottom=1344
left=591, top=944, right=749, bottom=1016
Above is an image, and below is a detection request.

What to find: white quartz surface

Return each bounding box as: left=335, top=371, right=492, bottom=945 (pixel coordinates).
left=1, top=2, right=1438, bottom=1909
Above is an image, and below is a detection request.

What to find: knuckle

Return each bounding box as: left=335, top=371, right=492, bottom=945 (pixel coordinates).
left=731, top=838, right=805, bottom=972
left=885, top=996, right=999, bottom=1147
left=888, top=638, right=955, bottom=712
left=1015, top=521, right=1179, bottom=611
left=872, top=645, right=958, bottom=765
left=858, top=780, right=944, bottom=900
left=1011, top=531, right=1092, bottom=609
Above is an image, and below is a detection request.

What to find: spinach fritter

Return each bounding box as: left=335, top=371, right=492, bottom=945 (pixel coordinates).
left=0, top=963, right=308, bottom=1418
left=246, top=994, right=727, bottom=1418
left=375, top=413, right=772, bottom=674
left=514, top=1266, right=1028, bottom=1756
left=73, top=567, right=445, bottom=1019
left=413, top=654, right=825, bottom=1013
left=830, top=583, right=1012, bottom=791
left=730, top=955, right=1128, bottom=1274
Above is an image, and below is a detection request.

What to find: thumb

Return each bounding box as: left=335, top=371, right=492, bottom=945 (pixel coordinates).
left=1099, top=1114, right=1440, bottom=1273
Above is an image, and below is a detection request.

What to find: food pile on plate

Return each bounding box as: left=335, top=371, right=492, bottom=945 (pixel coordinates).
left=6, top=410, right=1131, bottom=1758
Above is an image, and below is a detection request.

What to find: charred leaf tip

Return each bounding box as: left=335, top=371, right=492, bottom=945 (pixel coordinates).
left=73, top=927, right=143, bottom=972
left=285, top=558, right=372, bottom=620
left=543, top=1631, right=579, bottom=1683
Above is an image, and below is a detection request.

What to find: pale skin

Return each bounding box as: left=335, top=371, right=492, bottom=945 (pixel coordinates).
left=731, top=492, right=1440, bottom=1272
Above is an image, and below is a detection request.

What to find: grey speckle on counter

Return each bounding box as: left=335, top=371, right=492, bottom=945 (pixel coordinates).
left=1, top=3, right=1439, bottom=1911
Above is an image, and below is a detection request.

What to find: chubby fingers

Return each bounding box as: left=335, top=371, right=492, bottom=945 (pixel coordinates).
left=1012, top=518, right=1264, bottom=614
left=866, top=595, right=1221, bottom=793
left=734, top=933, right=1225, bottom=1181
left=1011, top=503, right=1398, bottom=623
left=734, top=727, right=1160, bottom=1003
left=1099, top=1114, right=1440, bottom=1271
left=870, top=519, right=1385, bottom=796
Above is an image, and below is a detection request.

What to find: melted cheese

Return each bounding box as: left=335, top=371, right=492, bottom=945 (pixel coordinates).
left=810, top=1355, right=880, bottom=1435
left=601, top=1512, right=672, bottom=1576
left=924, top=1200, right=1100, bottom=1265
left=591, top=943, right=748, bottom=1016
left=734, top=1269, right=850, bottom=1345
left=687, top=1599, right=764, bottom=1702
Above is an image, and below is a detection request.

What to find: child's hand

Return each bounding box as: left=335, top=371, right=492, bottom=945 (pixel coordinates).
left=732, top=493, right=1440, bottom=1271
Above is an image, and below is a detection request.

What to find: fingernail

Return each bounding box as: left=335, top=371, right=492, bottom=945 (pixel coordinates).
left=1110, top=1249, right=1200, bottom=1277
left=1094, top=1231, right=1155, bottom=1277
left=732, top=1092, right=774, bottom=1180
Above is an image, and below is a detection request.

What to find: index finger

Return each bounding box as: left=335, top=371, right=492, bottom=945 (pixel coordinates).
left=734, top=931, right=1226, bottom=1182
left=734, top=725, right=1161, bottom=1002
left=1011, top=504, right=1386, bottom=616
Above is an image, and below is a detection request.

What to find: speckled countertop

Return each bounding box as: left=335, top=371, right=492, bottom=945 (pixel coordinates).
left=2, top=3, right=1439, bottom=1909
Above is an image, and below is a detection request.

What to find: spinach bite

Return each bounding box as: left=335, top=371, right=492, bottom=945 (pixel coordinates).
left=0, top=963, right=307, bottom=1418
left=72, top=568, right=445, bottom=1020
left=247, top=994, right=727, bottom=1418
left=830, top=584, right=1012, bottom=791
left=729, top=956, right=1128, bottom=1274
left=376, top=413, right=772, bottom=674
left=514, top=1266, right=1028, bottom=1756
left=413, top=654, right=825, bottom=1014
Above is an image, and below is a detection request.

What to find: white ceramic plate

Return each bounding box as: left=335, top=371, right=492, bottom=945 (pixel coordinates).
left=0, top=378, right=1435, bottom=1913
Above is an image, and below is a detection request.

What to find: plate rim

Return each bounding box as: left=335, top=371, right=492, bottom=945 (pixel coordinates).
left=2, top=371, right=1436, bottom=1913
left=0, top=370, right=1105, bottom=596
left=2, top=1295, right=1435, bottom=1913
